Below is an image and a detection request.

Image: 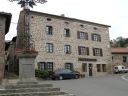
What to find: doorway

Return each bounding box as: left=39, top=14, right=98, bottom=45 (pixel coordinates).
left=89, top=63, right=93, bottom=76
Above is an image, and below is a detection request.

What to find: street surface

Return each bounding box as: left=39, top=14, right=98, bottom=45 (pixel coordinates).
left=41, top=74, right=128, bottom=96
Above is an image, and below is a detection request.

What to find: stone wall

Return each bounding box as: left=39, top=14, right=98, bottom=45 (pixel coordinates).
left=0, top=16, right=5, bottom=81
left=112, top=54, right=128, bottom=68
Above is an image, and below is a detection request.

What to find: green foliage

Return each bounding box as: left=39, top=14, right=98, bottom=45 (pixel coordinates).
left=111, top=36, right=128, bottom=48
left=42, top=70, right=49, bottom=79
left=35, top=69, right=49, bottom=79
left=35, top=69, right=43, bottom=78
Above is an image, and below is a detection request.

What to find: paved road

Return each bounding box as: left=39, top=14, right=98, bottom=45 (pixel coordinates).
left=41, top=74, right=128, bottom=96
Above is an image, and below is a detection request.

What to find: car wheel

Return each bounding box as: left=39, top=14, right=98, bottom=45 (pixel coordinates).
left=59, top=76, right=63, bottom=80
left=75, top=75, right=79, bottom=79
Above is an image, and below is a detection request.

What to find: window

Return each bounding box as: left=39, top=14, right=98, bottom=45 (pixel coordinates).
left=46, top=43, right=54, bottom=53
left=64, top=21, right=69, bottom=25
left=80, top=24, right=84, bottom=28
left=92, top=34, right=101, bottom=41
left=46, top=26, right=53, bottom=35
left=78, top=46, right=89, bottom=55
left=64, top=28, right=70, bottom=37
left=64, top=45, right=71, bottom=54
left=77, top=31, right=88, bottom=40
left=47, top=18, right=51, bottom=21
left=102, top=64, right=106, bottom=72
left=65, top=63, right=73, bottom=70
left=38, top=62, right=46, bottom=71
left=82, top=63, right=87, bottom=72
left=93, top=27, right=98, bottom=30
left=38, top=62, right=53, bottom=72
left=97, top=64, right=101, bottom=72
left=93, top=48, right=103, bottom=56
left=123, top=56, right=127, bottom=62
left=47, top=62, right=53, bottom=72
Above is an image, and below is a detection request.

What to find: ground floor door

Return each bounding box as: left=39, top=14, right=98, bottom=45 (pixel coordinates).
left=88, top=63, right=93, bottom=76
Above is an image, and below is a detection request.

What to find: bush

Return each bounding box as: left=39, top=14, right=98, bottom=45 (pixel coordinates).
left=35, top=69, right=43, bottom=78
left=42, top=70, right=49, bottom=79
left=35, top=69, right=50, bottom=79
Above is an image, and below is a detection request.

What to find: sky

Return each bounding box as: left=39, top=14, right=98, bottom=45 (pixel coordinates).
left=0, top=0, right=128, bottom=40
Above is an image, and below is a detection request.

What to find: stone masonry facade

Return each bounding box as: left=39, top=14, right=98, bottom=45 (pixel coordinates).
left=17, top=10, right=112, bottom=77
left=0, top=12, right=11, bottom=82
left=112, top=53, right=128, bottom=67
left=0, top=16, right=6, bottom=81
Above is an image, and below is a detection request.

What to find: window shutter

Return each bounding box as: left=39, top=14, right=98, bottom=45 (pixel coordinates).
left=77, top=31, right=80, bottom=39
left=99, top=35, right=101, bottom=42
left=78, top=46, right=81, bottom=55
left=50, top=26, right=53, bottom=35
left=67, top=29, right=70, bottom=37
left=86, top=33, right=88, bottom=40
left=93, top=48, right=95, bottom=56
left=91, top=34, right=94, bottom=40
left=44, top=62, right=47, bottom=70
left=87, top=47, right=89, bottom=55
left=100, top=48, right=103, bottom=56
left=71, top=63, right=74, bottom=71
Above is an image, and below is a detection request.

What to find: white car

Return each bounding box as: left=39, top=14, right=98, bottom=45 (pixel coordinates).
left=113, top=65, right=128, bottom=74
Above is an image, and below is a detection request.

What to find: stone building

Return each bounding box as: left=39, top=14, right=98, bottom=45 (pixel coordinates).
left=0, top=12, right=11, bottom=81
left=111, top=48, right=128, bottom=68
left=16, top=10, right=112, bottom=77
left=5, top=37, right=17, bottom=73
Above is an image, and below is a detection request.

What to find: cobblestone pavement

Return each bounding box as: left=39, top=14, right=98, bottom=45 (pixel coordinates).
left=2, top=74, right=128, bottom=96
left=41, top=74, right=128, bottom=96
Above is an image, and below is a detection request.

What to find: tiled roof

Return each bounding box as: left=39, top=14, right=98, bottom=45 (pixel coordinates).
left=111, top=48, right=128, bottom=53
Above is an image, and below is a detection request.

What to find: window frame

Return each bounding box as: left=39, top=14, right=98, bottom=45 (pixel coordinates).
left=38, top=62, right=46, bottom=71
left=97, top=64, right=101, bottom=72
left=46, top=43, right=54, bottom=53
left=82, top=63, right=87, bottom=72
left=77, top=31, right=88, bottom=40
left=64, top=45, right=71, bottom=54
left=78, top=46, right=89, bottom=55
left=64, top=28, right=70, bottom=37
left=93, top=48, right=103, bottom=56
left=38, top=62, right=53, bottom=72
left=46, top=25, right=53, bottom=35
left=102, top=64, right=106, bottom=72
left=65, top=63, right=73, bottom=70
left=92, top=33, right=101, bottom=42
left=123, top=56, right=127, bottom=62
left=47, top=62, right=53, bottom=72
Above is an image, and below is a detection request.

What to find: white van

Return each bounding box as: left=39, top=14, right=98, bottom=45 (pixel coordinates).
left=113, top=65, right=128, bottom=74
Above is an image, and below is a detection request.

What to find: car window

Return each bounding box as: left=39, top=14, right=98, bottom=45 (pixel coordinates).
left=66, top=69, right=72, bottom=73
left=114, top=67, right=118, bottom=69
left=54, top=69, right=72, bottom=74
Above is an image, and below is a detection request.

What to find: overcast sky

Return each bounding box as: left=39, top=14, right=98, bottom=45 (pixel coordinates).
left=1, top=0, right=128, bottom=40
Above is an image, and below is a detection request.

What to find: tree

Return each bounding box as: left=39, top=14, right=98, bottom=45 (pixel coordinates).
left=111, top=36, right=128, bottom=48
